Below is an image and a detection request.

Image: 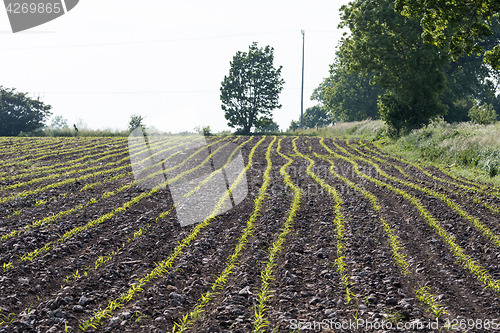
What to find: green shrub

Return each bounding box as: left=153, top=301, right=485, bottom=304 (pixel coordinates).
left=468, top=103, right=498, bottom=125
left=202, top=126, right=212, bottom=136
left=194, top=125, right=212, bottom=136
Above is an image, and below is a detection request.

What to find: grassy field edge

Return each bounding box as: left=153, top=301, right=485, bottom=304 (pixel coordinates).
left=290, top=119, right=500, bottom=187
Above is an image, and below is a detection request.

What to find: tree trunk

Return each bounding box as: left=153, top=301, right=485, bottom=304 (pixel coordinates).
left=241, top=125, right=251, bottom=135
left=246, top=111, right=254, bottom=135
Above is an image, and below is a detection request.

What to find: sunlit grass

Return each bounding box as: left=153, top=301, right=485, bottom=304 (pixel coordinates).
left=297, top=119, right=500, bottom=187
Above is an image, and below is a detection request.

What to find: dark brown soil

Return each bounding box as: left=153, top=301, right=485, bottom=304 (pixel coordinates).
left=0, top=136, right=499, bottom=333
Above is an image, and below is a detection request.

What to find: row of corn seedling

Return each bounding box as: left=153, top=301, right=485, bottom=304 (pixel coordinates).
left=0, top=137, right=80, bottom=159
left=319, top=139, right=500, bottom=296
left=335, top=140, right=500, bottom=250
left=0, top=137, right=127, bottom=173
left=2, top=135, right=197, bottom=182
left=0, top=138, right=132, bottom=180
left=9, top=138, right=242, bottom=266
left=1, top=137, right=199, bottom=242
left=313, top=143, right=449, bottom=317
left=312, top=139, right=409, bottom=275
left=252, top=137, right=303, bottom=333
left=0, top=142, right=131, bottom=194
left=0, top=136, right=221, bottom=205
left=312, top=150, right=450, bottom=318
left=290, top=139, right=357, bottom=304
left=0, top=139, right=138, bottom=183
left=64, top=207, right=175, bottom=284
left=366, top=140, right=500, bottom=194
left=63, top=137, right=254, bottom=284
left=78, top=136, right=267, bottom=331
left=0, top=135, right=192, bottom=192
left=414, top=285, right=448, bottom=318
left=170, top=137, right=276, bottom=333
left=2, top=136, right=206, bottom=222
left=348, top=140, right=500, bottom=215
left=0, top=137, right=228, bottom=242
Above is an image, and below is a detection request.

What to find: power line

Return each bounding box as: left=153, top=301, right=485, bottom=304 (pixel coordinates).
left=0, top=30, right=299, bottom=51
left=0, top=29, right=346, bottom=51
left=31, top=87, right=317, bottom=95
left=306, top=30, right=345, bottom=33
left=39, top=90, right=218, bottom=94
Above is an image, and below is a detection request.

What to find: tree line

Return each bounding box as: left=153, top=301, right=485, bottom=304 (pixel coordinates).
left=222, top=0, right=500, bottom=136
left=312, top=0, right=500, bottom=136
left=2, top=0, right=499, bottom=136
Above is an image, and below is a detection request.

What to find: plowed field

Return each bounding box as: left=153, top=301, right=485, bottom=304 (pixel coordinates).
left=0, top=136, right=499, bottom=333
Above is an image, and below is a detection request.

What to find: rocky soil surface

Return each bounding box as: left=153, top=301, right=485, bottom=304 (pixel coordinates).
left=0, top=136, right=499, bottom=333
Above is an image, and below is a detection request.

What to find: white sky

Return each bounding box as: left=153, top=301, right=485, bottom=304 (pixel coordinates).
left=1, top=0, right=349, bottom=133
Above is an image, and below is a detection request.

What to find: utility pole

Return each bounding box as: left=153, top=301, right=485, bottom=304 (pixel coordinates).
left=300, top=30, right=305, bottom=129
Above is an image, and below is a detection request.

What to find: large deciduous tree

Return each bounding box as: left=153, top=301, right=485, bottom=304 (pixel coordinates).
left=220, top=42, right=284, bottom=135
left=286, top=106, right=332, bottom=131
left=0, top=86, right=52, bottom=136
left=394, top=0, right=500, bottom=69
left=339, top=0, right=449, bottom=136
left=320, top=0, right=499, bottom=129
left=321, top=57, right=383, bottom=122
left=302, top=105, right=332, bottom=128
left=440, top=50, right=499, bottom=122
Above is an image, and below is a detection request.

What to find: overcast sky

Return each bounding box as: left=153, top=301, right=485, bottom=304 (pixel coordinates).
left=1, top=0, right=350, bottom=133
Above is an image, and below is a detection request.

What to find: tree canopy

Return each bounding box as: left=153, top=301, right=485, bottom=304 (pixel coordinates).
left=220, top=42, right=284, bottom=135
left=287, top=105, right=332, bottom=130
left=303, top=105, right=332, bottom=128
left=287, top=120, right=300, bottom=132
left=128, top=114, right=146, bottom=132
left=50, top=115, right=69, bottom=130
left=394, top=0, right=500, bottom=69
left=322, top=59, right=383, bottom=122
left=0, top=86, right=52, bottom=136
left=440, top=50, right=498, bottom=122
left=255, top=119, right=280, bottom=133
left=339, top=0, right=451, bottom=136
left=312, top=0, right=499, bottom=134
